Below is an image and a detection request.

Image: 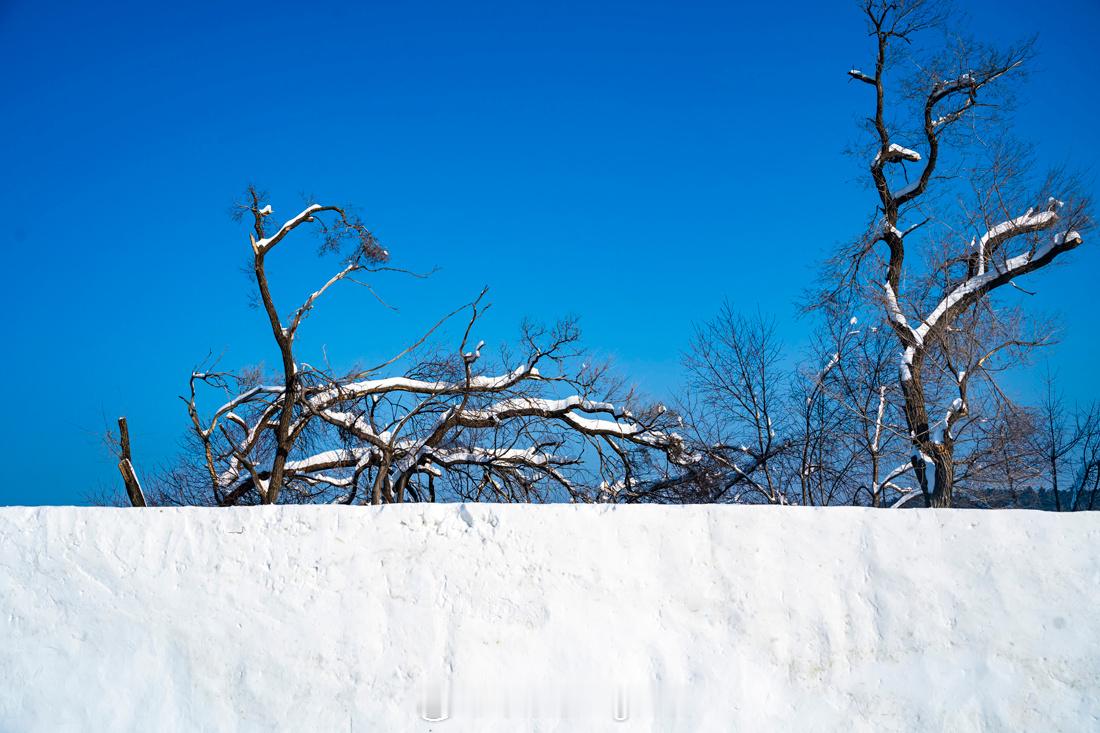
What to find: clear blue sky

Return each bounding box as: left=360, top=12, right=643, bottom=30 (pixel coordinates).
left=2, top=0, right=1097, bottom=505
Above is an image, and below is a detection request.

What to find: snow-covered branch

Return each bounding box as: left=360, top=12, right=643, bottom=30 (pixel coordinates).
left=873, top=143, right=922, bottom=168
left=253, top=204, right=326, bottom=255
left=848, top=68, right=876, bottom=85
left=916, top=207, right=1078, bottom=346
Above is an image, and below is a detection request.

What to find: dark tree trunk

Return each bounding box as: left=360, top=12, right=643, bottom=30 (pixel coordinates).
left=116, top=417, right=147, bottom=507
left=926, top=447, right=954, bottom=508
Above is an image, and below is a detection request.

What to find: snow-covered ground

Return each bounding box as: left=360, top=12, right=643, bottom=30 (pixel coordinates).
left=1, top=505, right=1097, bottom=732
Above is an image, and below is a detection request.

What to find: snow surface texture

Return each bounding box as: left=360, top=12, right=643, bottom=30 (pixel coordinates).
left=1, top=506, right=1098, bottom=732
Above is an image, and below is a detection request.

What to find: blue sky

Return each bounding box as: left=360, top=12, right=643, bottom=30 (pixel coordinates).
left=2, top=0, right=1097, bottom=505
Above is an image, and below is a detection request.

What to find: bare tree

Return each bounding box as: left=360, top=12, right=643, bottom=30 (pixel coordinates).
left=1033, top=373, right=1100, bottom=511
left=802, top=305, right=914, bottom=507
left=790, top=310, right=861, bottom=506
left=678, top=306, right=796, bottom=504
left=832, top=0, right=1091, bottom=506
left=676, top=304, right=913, bottom=508
left=140, top=189, right=688, bottom=507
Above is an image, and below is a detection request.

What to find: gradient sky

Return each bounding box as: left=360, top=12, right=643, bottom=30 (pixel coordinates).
left=2, top=0, right=1097, bottom=505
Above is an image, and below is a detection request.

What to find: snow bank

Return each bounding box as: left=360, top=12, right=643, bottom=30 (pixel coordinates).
left=1, top=506, right=1097, bottom=731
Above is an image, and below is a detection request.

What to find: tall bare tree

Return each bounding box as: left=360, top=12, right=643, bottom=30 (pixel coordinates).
left=834, top=0, right=1090, bottom=506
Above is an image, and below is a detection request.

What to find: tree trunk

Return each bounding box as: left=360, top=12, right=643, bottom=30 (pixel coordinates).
left=116, top=417, right=147, bottom=507
left=899, top=362, right=956, bottom=508
left=928, top=449, right=954, bottom=506
left=915, top=440, right=959, bottom=508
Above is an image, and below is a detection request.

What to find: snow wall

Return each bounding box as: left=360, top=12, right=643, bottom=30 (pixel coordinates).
left=1, top=505, right=1097, bottom=732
